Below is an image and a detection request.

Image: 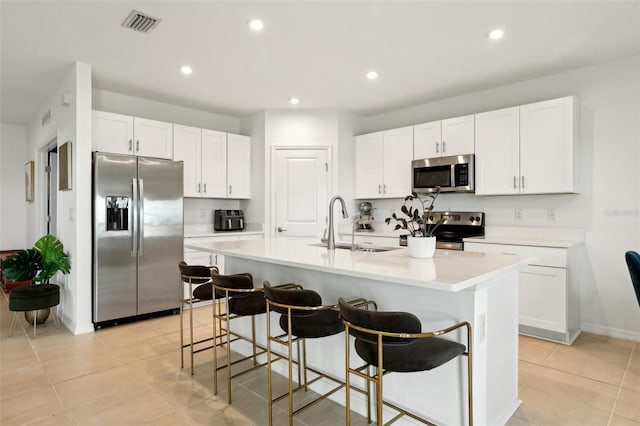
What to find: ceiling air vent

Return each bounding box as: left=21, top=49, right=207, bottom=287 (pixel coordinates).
left=121, top=10, right=161, bottom=33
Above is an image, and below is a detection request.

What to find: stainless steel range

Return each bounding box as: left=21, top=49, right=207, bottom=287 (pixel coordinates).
left=400, top=211, right=485, bottom=251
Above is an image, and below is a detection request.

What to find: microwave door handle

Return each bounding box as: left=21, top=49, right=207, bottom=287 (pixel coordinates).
left=240, top=218, right=244, bottom=229
left=227, top=218, right=232, bottom=229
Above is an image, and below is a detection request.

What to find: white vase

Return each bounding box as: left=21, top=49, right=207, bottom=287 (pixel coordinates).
left=407, top=236, right=436, bottom=259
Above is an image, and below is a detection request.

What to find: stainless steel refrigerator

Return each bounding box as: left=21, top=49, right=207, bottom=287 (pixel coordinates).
left=92, top=152, right=183, bottom=326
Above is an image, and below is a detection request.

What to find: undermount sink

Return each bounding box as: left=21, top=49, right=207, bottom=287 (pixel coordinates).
left=307, top=242, right=399, bottom=252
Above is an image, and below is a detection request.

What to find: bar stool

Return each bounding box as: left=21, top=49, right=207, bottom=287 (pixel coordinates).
left=178, top=261, right=220, bottom=375
left=338, top=298, right=473, bottom=426
left=211, top=272, right=290, bottom=403
left=263, top=281, right=372, bottom=426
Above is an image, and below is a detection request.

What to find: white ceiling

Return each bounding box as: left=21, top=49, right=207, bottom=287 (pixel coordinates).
left=1, top=1, right=638, bottom=125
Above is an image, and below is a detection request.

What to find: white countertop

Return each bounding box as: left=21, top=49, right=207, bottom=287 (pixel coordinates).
left=464, top=226, right=584, bottom=248
left=185, top=237, right=531, bottom=292
left=184, top=223, right=264, bottom=238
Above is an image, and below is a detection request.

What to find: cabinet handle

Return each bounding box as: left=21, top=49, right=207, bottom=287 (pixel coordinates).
left=198, top=183, right=201, bottom=193
left=378, top=184, right=382, bottom=194
left=136, top=140, right=140, bottom=152
left=442, top=140, right=446, bottom=153
left=435, top=142, right=439, bottom=153
left=513, top=176, right=517, bottom=189
left=521, top=176, right=525, bottom=189
left=501, top=252, right=518, bottom=256
left=209, top=254, right=213, bottom=265
left=128, top=139, right=132, bottom=151
left=203, top=183, right=207, bottom=193
left=383, top=184, right=387, bottom=194
left=229, top=185, right=232, bottom=194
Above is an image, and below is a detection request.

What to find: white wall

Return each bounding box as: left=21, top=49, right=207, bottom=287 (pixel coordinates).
left=0, top=123, right=28, bottom=249
left=240, top=112, right=266, bottom=227
left=92, top=89, right=241, bottom=133
left=25, top=62, right=93, bottom=334
left=360, top=55, right=640, bottom=340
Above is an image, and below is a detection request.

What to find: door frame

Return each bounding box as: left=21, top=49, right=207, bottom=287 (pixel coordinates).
left=269, top=145, right=332, bottom=238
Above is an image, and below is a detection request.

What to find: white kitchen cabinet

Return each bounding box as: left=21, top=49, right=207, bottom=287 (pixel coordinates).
left=92, top=110, right=173, bottom=159
left=520, top=96, right=577, bottom=194
left=464, top=241, right=579, bottom=344
left=201, top=130, right=228, bottom=198
left=355, top=126, right=413, bottom=199
left=413, top=120, right=441, bottom=159
left=92, top=110, right=133, bottom=155
left=414, top=115, right=474, bottom=160
left=441, top=115, right=475, bottom=156
left=475, top=107, right=520, bottom=195
left=475, top=96, right=577, bottom=195
left=226, top=133, right=251, bottom=199
left=173, top=125, right=203, bottom=198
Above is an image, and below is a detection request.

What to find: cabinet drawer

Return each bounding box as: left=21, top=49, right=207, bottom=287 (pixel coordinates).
left=519, top=265, right=567, bottom=332
left=465, top=242, right=566, bottom=268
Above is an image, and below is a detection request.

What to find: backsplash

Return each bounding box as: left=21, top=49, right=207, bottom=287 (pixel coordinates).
left=184, top=198, right=241, bottom=225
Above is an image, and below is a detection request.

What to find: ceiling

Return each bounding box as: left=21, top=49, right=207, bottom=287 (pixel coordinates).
left=1, top=1, right=638, bottom=125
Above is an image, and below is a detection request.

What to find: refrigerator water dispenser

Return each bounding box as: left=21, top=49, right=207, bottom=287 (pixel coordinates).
left=106, top=196, right=129, bottom=231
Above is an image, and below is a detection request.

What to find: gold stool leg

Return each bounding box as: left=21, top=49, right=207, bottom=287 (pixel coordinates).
left=345, top=329, right=351, bottom=426
left=225, top=293, right=232, bottom=403
left=267, top=305, right=274, bottom=426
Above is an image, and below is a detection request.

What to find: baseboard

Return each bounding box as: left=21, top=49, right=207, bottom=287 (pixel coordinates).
left=580, top=322, right=640, bottom=342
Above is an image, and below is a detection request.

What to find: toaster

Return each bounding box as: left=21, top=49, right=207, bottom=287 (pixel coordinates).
left=214, top=210, right=245, bottom=231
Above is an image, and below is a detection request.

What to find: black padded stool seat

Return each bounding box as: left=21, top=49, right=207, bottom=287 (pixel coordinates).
left=229, top=292, right=267, bottom=316
left=9, top=284, right=60, bottom=312
left=355, top=336, right=465, bottom=372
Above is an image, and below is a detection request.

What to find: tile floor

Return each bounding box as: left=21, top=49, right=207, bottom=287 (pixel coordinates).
left=1, top=294, right=639, bottom=426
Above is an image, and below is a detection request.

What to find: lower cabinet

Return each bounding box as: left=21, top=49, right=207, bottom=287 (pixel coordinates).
left=465, top=241, right=579, bottom=344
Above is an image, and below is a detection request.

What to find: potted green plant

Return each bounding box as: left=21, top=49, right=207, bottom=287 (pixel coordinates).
left=1, top=234, right=70, bottom=323
left=385, top=188, right=443, bottom=258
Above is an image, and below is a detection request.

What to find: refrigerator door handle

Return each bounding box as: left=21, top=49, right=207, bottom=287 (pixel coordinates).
left=138, top=179, right=144, bottom=257
left=131, top=178, right=138, bottom=257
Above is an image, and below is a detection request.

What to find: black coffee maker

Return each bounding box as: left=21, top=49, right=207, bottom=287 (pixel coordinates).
left=356, top=202, right=374, bottom=232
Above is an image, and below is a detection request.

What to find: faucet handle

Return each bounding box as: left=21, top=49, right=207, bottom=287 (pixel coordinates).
left=321, top=228, right=328, bottom=243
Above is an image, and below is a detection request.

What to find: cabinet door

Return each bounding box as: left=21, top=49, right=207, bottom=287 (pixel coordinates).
left=519, top=265, right=567, bottom=333
left=520, top=96, right=575, bottom=194
left=201, top=130, right=227, bottom=198
left=133, top=117, right=173, bottom=159
left=413, top=121, right=442, bottom=159
left=382, top=126, right=413, bottom=198
left=441, top=114, right=474, bottom=156
left=355, top=132, right=384, bottom=198
left=226, top=134, right=251, bottom=198
left=92, top=110, right=133, bottom=155
left=173, top=125, right=202, bottom=197
left=475, top=107, right=520, bottom=195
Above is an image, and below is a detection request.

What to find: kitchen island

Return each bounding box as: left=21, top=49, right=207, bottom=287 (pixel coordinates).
left=186, top=238, right=530, bottom=425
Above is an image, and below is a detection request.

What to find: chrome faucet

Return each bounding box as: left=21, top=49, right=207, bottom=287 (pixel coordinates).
left=327, top=195, right=348, bottom=250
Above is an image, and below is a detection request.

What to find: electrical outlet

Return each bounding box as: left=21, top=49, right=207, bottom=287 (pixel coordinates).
left=514, top=209, right=523, bottom=221
left=547, top=209, right=557, bottom=221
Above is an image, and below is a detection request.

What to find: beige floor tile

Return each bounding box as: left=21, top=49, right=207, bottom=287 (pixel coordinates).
left=506, top=415, right=533, bottom=426
left=94, top=322, right=162, bottom=347
left=0, top=335, right=42, bottom=371
left=54, top=365, right=142, bottom=409
left=65, top=383, right=174, bottom=425
left=137, top=410, right=192, bottom=426
left=32, top=333, right=106, bottom=364
left=183, top=394, right=261, bottom=425
left=0, top=385, right=64, bottom=425
left=108, top=335, right=176, bottom=363
left=614, top=388, right=640, bottom=422
left=147, top=369, right=216, bottom=410
left=610, top=414, right=640, bottom=426
left=164, top=324, right=215, bottom=346
left=17, top=412, right=74, bottom=426
left=518, top=362, right=618, bottom=412
left=43, top=347, right=125, bottom=383
left=129, top=350, right=184, bottom=381
left=294, top=393, right=370, bottom=426
left=542, top=333, right=633, bottom=386
left=0, top=364, right=51, bottom=396
left=623, top=348, right=640, bottom=393
left=516, top=385, right=611, bottom=426
left=518, top=335, right=558, bottom=365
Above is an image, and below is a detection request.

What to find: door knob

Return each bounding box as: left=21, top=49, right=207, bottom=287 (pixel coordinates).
left=277, top=227, right=287, bottom=232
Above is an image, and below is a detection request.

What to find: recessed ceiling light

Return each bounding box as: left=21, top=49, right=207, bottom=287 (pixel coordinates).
left=289, top=97, right=300, bottom=105
left=488, top=28, right=505, bottom=40
left=179, top=65, right=193, bottom=75
left=249, top=18, right=264, bottom=32
left=366, top=70, right=379, bottom=80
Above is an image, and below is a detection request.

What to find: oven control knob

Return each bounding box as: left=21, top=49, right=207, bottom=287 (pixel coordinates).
left=429, top=215, right=434, bottom=221
left=469, top=216, right=474, bottom=222
left=475, top=216, right=481, bottom=222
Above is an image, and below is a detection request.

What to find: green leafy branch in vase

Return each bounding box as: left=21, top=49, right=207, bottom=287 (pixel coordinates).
left=384, top=187, right=444, bottom=237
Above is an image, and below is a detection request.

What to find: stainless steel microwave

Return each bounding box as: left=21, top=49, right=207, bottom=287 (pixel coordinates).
left=412, top=154, right=475, bottom=193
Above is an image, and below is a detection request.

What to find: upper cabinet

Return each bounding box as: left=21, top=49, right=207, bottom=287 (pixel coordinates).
left=475, top=96, right=577, bottom=195
left=172, top=126, right=250, bottom=199
left=413, top=114, right=474, bottom=159
left=92, top=110, right=173, bottom=159
left=355, top=126, right=413, bottom=199
left=226, top=133, right=251, bottom=199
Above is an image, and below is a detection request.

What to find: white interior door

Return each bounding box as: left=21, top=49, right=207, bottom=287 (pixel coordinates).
left=273, top=148, right=328, bottom=238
